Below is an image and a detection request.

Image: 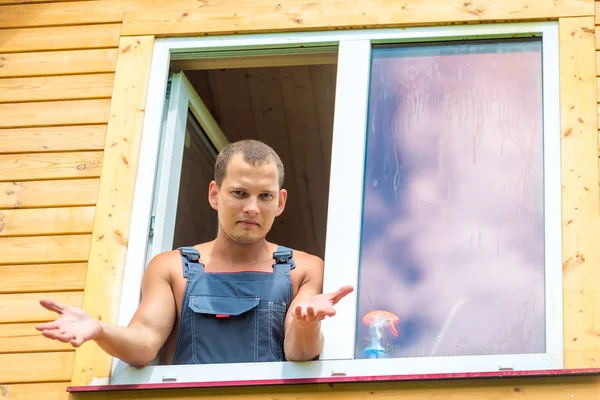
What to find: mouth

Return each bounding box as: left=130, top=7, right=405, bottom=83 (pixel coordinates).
left=237, top=220, right=260, bottom=227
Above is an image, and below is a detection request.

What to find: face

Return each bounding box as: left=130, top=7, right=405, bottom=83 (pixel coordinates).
left=209, top=154, right=287, bottom=245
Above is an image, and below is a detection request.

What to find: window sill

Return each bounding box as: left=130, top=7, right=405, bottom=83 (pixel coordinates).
left=68, top=367, right=600, bottom=392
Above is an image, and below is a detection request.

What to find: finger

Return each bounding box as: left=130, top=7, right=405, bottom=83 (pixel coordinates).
left=294, top=305, right=304, bottom=320
left=306, top=306, right=316, bottom=320
left=54, top=330, right=76, bottom=343
left=70, top=336, right=85, bottom=348
left=315, top=309, right=328, bottom=320
left=35, top=321, right=60, bottom=331
left=320, top=306, right=336, bottom=318
left=330, top=285, right=354, bottom=304
left=39, top=299, right=65, bottom=314
left=42, top=329, right=73, bottom=343
left=40, top=329, right=58, bottom=340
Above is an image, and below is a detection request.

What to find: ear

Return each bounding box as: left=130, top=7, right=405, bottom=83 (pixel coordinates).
left=208, top=181, right=219, bottom=211
left=275, top=188, right=287, bottom=217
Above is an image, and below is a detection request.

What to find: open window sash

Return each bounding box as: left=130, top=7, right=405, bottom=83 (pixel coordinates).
left=149, top=72, right=229, bottom=260
left=111, top=22, right=563, bottom=386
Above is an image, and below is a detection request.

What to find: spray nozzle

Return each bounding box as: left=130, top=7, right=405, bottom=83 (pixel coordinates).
left=362, top=310, right=400, bottom=337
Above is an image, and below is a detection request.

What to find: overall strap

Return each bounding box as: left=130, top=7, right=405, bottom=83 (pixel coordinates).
left=178, top=247, right=201, bottom=279
left=273, top=246, right=295, bottom=272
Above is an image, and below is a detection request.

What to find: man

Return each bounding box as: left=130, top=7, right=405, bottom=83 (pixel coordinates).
left=37, top=140, right=353, bottom=366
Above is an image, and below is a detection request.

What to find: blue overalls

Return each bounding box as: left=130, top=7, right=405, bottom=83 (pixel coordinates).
left=172, top=246, right=295, bottom=364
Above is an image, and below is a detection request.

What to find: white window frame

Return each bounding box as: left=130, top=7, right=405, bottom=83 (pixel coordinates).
left=112, top=21, right=562, bottom=386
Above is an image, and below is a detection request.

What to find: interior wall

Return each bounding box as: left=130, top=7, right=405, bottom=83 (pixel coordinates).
left=186, top=65, right=337, bottom=258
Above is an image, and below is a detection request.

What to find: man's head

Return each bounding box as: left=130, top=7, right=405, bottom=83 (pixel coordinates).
left=214, top=139, right=285, bottom=189
left=209, top=140, right=287, bottom=245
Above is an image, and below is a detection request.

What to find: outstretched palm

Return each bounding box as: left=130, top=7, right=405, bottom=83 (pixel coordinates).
left=36, top=299, right=101, bottom=348
left=293, top=285, right=354, bottom=322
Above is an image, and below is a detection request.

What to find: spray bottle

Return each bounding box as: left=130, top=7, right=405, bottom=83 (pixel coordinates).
left=360, top=310, right=400, bottom=359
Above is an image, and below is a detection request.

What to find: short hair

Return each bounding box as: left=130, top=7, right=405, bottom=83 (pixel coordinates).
left=214, top=140, right=285, bottom=189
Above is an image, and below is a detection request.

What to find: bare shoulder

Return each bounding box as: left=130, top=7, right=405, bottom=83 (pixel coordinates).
left=292, top=249, right=324, bottom=286
left=292, top=249, right=324, bottom=271
left=143, top=249, right=184, bottom=284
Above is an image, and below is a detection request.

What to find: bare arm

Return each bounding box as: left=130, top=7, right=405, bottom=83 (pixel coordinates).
left=37, top=252, right=178, bottom=368
left=94, top=252, right=177, bottom=367
left=283, top=255, right=353, bottom=361
left=283, top=256, right=324, bottom=361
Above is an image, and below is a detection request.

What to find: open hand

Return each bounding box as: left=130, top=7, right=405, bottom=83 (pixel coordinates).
left=292, top=285, right=354, bottom=323
left=35, top=299, right=102, bottom=348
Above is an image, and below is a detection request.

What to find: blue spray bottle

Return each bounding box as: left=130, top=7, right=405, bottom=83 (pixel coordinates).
left=360, top=310, right=400, bottom=359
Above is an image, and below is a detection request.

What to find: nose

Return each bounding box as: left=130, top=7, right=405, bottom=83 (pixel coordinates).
left=243, top=197, right=260, bottom=216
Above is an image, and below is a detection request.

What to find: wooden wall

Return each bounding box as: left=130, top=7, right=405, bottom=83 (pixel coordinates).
left=0, top=1, right=599, bottom=400
left=0, top=1, right=120, bottom=398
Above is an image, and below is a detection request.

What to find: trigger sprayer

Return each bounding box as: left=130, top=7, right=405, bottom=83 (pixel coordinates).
left=360, top=310, right=400, bottom=359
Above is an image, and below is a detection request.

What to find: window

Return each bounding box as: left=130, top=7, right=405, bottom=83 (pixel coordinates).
left=357, top=40, right=547, bottom=359
left=113, top=22, right=562, bottom=386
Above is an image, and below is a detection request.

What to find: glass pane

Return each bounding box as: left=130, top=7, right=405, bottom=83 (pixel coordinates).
left=355, top=38, right=544, bottom=359
left=172, top=110, right=219, bottom=249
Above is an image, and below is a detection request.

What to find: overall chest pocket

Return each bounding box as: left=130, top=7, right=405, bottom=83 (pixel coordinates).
left=187, top=295, right=286, bottom=363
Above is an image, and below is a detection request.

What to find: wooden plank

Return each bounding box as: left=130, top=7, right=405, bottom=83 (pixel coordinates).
left=121, top=0, right=594, bottom=36
left=244, top=67, right=306, bottom=252
left=596, top=1, right=600, bottom=26
left=0, top=291, right=82, bottom=323
left=207, top=68, right=257, bottom=142
left=0, top=382, right=68, bottom=400
left=0, top=49, right=118, bottom=79
left=0, top=262, right=87, bottom=294
left=0, top=99, right=110, bottom=128
left=308, top=63, right=336, bottom=256
left=0, top=23, right=120, bottom=54
left=309, top=64, right=336, bottom=189
left=0, top=152, right=103, bottom=182
left=559, top=17, right=600, bottom=369
left=0, top=125, right=106, bottom=154
left=0, top=1, right=123, bottom=29
left=71, top=36, right=155, bottom=386
left=66, top=376, right=600, bottom=400
left=0, top=74, right=114, bottom=103
left=0, top=206, right=95, bottom=237
left=0, top=234, right=91, bottom=265
left=0, top=322, right=73, bottom=353
left=279, top=65, right=330, bottom=257
left=0, top=0, right=96, bottom=3
left=172, top=52, right=338, bottom=71
left=0, top=179, right=99, bottom=209
left=0, top=352, right=74, bottom=383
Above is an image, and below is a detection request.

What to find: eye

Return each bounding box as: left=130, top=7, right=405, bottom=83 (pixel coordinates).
left=232, top=190, right=246, bottom=197
left=260, top=193, right=273, bottom=199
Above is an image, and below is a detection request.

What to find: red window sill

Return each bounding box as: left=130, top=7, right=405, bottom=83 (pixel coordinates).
left=68, top=368, right=600, bottom=392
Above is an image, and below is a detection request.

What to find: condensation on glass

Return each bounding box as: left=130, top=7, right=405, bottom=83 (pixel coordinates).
left=355, top=38, right=544, bottom=359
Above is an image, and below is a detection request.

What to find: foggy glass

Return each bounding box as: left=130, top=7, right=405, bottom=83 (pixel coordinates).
left=355, top=38, right=545, bottom=359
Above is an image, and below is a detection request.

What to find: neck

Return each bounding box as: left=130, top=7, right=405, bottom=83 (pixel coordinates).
left=210, top=231, right=271, bottom=266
